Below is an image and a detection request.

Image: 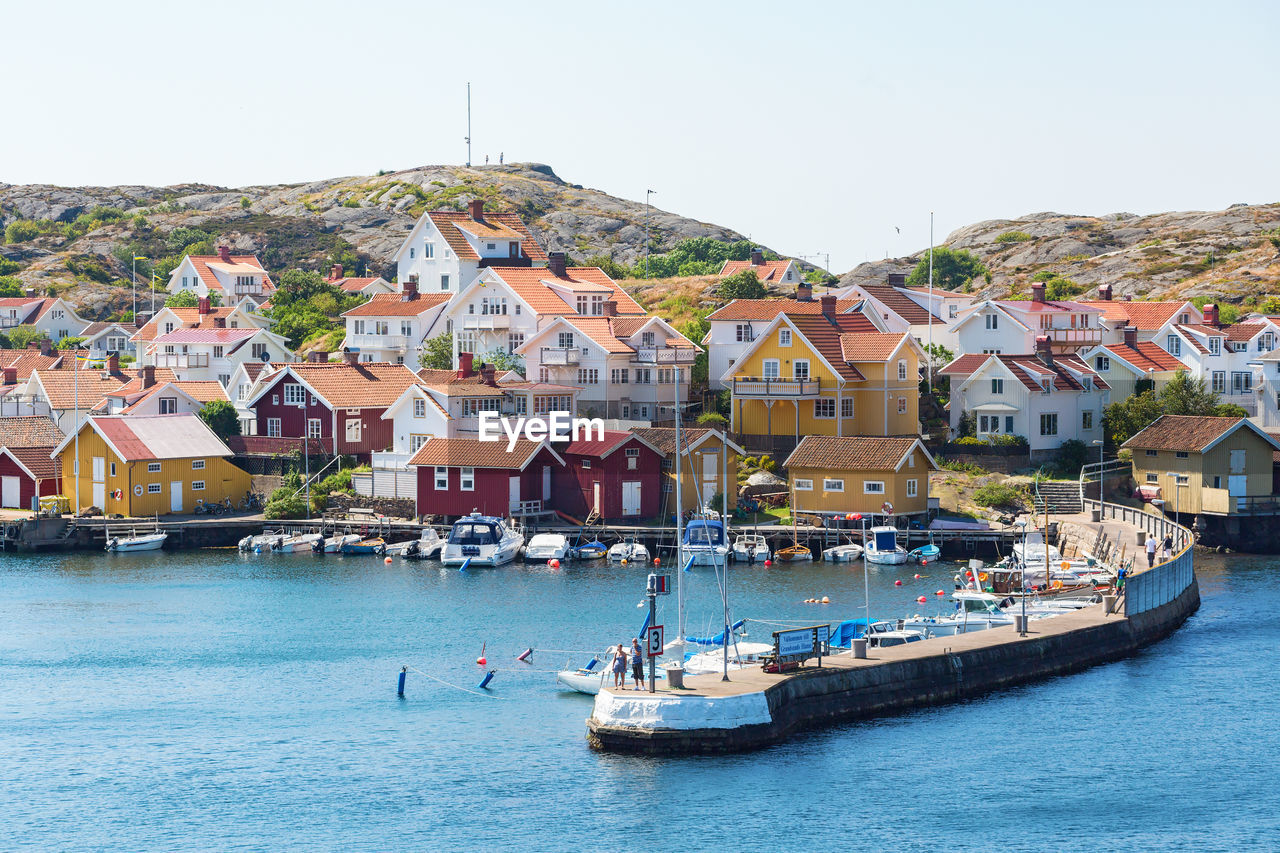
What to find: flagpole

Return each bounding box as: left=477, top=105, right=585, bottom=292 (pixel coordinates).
left=927, top=211, right=934, bottom=393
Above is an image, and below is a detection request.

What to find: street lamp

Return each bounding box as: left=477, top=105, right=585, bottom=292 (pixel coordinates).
left=1013, top=518, right=1029, bottom=635
left=1092, top=439, right=1105, bottom=520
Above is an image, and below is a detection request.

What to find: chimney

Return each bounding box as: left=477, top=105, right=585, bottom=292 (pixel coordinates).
left=343, top=349, right=359, bottom=366
left=1123, top=325, right=1137, bottom=348
left=2, top=367, right=16, bottom=385
left=548, top=251, right=568, bottom=278
left=602, top=299, right=618, bottom=317
left=1203, top=303, right=1219, bottom=327
left=24, top=287, right=36, bottom=298
left=750, top=248, right=764, bottom=266
left=308, top=350, right=328, bottom=363
left=214, top=317, right=226, bottom=329
left=1035, top=335, right=1054, bottom=368
left=106, top=353, right=119, bottom=373
left=330, top=263, right=343, bottom=281
left=480, top=363, right=497, bottom=387
left=796, top=283, right=813, bottom=302
left=198, top=297, right=211, bottom=315
left=820, top=294, right=838, bottom=321
left=142, top=365, right=155, bottom=389
left=1031, top=282, right=1046, bottom=303
left=468, top=199, right=485, bottom=221
left=402, top=280, right=419, bottom=302
left=38, top=338, right=54, bottom=356
left=1098, top=283, right=1113, bottom=301
left=887, top=273, right=907, bottom=287
left=135, top=311, right=151, bottom=327
left=217, top=245, right=232, bottom=263
left=457, top=351, right=475, bottom=380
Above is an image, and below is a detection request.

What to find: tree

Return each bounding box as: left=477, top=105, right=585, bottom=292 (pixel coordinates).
left=1159, top=372, right=1222, bottom=415
left=4, top=220, right=39, bottom=243
left=420, top=332, right=454, bottom=370
left=476, top=348, right=524, bottom=375
left=905, top=247, right=989, bottom=292
left=164, top=290, right=219, bottom=308
left=55, top=336, right=86, bottom=350
left=272, top=269, right=335, bottom=308
left=715, top=269, right=767, bottom=301
left=1103, top=373, right=1232, bottom=446
left=6, top=326, right=48, bottom=349
left=0, top=275, right=23, bottom=297
left=198, top=400, right=242, bottom=442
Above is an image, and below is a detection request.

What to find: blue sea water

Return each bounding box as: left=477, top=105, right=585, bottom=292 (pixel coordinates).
left=0, top=547, right=1276, bottom=852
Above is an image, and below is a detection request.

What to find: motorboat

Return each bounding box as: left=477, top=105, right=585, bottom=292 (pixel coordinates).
left=440, top=512, right=525, bottom=567
left=342, top=537, right=387, bottom=555
left=822, top=542, right=864, bottom=562
left=774, top=544, right=812, bottom=563
left=269, top=532, right=323, bottom=553
left=682, top=519, right=729, bottom=566
left=239, top=530, right=284, bottom=552
left=105, top=531, right=167, bottom=552
left=909, top=539, right=941, bottom=563
left=396, top=528, right=444, bottom=560
left=731, top=533, right=770, bottom=563
left=864, top=526, right=909, bottom=565
left=862, top=620, right=928, bottom=647
left=900, top=591, right=1061, bottom=637
left=573, top=540, right=607, bottom=560
left=315, top=533, right=360, bottom=554
left=607, top=537, right=649, bottom=564
left=556, top=658, right=663, bottom=695
left=683, top=640, right=773, bottom=675
left=525, top=533, right=571, bottom=562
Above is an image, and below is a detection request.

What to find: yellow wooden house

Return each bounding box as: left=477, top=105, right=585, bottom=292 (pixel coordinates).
left=785, top=435, right=937, bottom=517
left=52, top=413, right=252, bottom=516
left=631, top=426, right=745, bottom=514
left=719, top=296, right=923, bottom=452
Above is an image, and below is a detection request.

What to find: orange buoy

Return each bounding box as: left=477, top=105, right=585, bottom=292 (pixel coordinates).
left=917, top=596, right=928, bottom=603
left=979, top=572, right=988, bottom=582
left=894, top=579, right=903, bottom=586
left=620, top=558, right=628, bottom=566
left=914, top=573, right=922, bottom=579
left=935, top=589, right=945, bottom=596
left=764, top=559, right=772, bottom=567
left=476, top=657, right=487, bottom=665
left=821, top=596, right=830, bottom=604
left=921, top=559, right=929, bottom=566
left=653, top=558, right=660, bottom=566
left=384, top=556, right=392, bottom=564
left=549, top=559, right=560, bottom=569
left=477, top=642, right=486, bottom=666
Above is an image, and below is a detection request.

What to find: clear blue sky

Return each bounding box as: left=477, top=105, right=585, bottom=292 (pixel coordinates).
left=3, top=0, right=1276, bottom=273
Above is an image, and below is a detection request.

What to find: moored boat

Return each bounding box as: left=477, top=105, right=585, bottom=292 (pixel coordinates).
left=682, top=519, right=729, bottom=567
left=105, top=531, right=167, bottom=552
left=396, top=528, right=444, bottom=560
left=607, top=537, right=649, bottom=564
left=864, top=526, right=909, bottom=565
left=775, top=543, right=813, bottom=563
left=731, top=533, right=770, bottom=563
left=341, top=537, right=387, bottom=555
left=440, top=512, right=524, bottom=566
left=314, top=533, right=361, bottom=553
left=572, top=540, right=607, bottom=560
left=525, top=533, right=570, bottom=562
left=822, top=542, right=863, bottom=562
left=270, top=532, right=323, bottom=553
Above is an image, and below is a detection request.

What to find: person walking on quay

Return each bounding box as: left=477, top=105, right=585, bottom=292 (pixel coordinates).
left=1146, top=535, right=1157, bottom=568
left=630, top=638, right=645, bottom=690
left=1161, top=534, right=1174, bottom=561
left=611, top=643, right=628, bottom=689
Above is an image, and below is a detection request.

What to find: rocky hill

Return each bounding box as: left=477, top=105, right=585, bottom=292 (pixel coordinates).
left=0, top=163, right=758, bottom=320
left=838, top=204, right=1280, bottom=309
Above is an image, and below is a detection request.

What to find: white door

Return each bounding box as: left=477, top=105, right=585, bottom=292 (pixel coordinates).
left=542, top=466, right=551, bottom=501
left=1229, top=449, right=1246, bottom=473
left=622, top=481, right=641, bottom=516
left=702, top=451, right=718, bottom=501
left=92, top=456, right=105, bottom=481
left=170, top=481, right=183, bottom=513
left=1, top=475, right=19, bottom=508
left=509, top=475, right=521, bottom=512
left=92, top=456, right=106, bottom=509
left=92, top=482, right=106, bottom=510
left=1229, top=474, right=1247, bottom=511
left=593, top=482, right=601, bottom=514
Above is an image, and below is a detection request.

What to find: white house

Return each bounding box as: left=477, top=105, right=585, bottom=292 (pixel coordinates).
left=100, top=378, right=229, bottom=416
left=942, top=339, right=1109, bottom=459
left=517, top=313, right=698, bottom=421
left=132, top=300, right=272, bottom=351
left=393, top=200, right=547, bottom=296
left=836, top=278, right=964, bottom=353
left=144, top=326, right=294, bottom=387
left=1075, top=284, right=1200, bottom=345
left=1152, top=309, right=1280, bottom=415
left=718, top=250, right=804, bottom=287
left=325, top=264, right=396, bottom=297
left=80, top=322, right=138, bottom=359
left=339, top=283, right=452, bottom=364
left=1079, top=326, right=1187, bottom=402
left=952, top=283, right=1104, bottom=358
left=227, top=361, right=284, bottom=435
left=443, top=253, right=647, bottom=368
left=0, top=295, right=91, bottom=342
left=165, top=246, right=274, bottom=303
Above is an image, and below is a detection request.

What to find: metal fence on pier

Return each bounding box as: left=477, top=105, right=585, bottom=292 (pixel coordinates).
left=1084, top=499, right=1195, bottom=617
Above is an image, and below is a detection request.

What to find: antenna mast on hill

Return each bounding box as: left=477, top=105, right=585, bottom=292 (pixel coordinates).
left=465, top=82, right=472, bottom=167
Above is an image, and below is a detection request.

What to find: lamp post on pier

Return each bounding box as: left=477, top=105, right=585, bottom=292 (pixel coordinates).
left=1092, top=439, right=1105, bottom=520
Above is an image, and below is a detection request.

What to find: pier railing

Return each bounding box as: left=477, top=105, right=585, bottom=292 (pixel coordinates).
left=1083, top=499, right=1194, bottom=617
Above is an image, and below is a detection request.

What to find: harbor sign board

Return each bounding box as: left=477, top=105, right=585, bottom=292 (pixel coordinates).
left=774, top=624, right=830, bottom=665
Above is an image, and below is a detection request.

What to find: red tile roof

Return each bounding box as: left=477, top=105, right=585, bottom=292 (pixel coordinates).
left=560, top=430, right=638, bottom=458
left=1104, top=341, right=1186, bottom=373
left=486, top=267, right=645, bottom=315
left=1123, top=415, right=1250, bottom=452
left=839, top=332, right=911, bottom=362
left=426, top=210, right=547, bottom=262
left=121, top=381, right=229, bottom=414
left=187, top=255, right=274, bottom=294
left=0, top=349, right=64, bottom=380
left=5, top=445, right=59, bottom=479
left=785, top=436, right=925, bottom=471
left=416, top=369, right=504, bottom=397
left=996, top=299, right=1101, bottom=314
left=152, top=327, right=260, bottom=345
left=1223, top=322, right=1269, bottom=342
left=783, top=313, right=881, bottom=381
left=0, top=416, right=62, bottom=447
left=342, top=292, right=451, bottom=317
left=31, top=369, right=132, bottom=410
left=133, top=307, right=243, bottom=343
left=1075, top=300, right=1192, bottom=329
left=707, top=298, right=859, bottom=322
left=942, top=353, right=1107, bottom=391
left=279, top=362, right=422, bottom=408
left=855, top=285, right=940, bottom=324
left=334, top=277, right=385, bottom=292
left=407, top=437, right=546, bottom=469
left=0, top=297, right=53, bottom=324
left=718, top=259, right=796, bottom=282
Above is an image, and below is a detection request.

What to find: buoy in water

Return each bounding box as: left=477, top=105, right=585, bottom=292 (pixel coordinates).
left=384, top=556, right=392, bottom=564
left=549, top=559, right=560, bottom=569
left=895, top=579, right=903, bottom=586
left=653, top=558, right=660, bottom=566
left=917, top=596, right=928, bottom=603
left=914, top=573, right=922, bottom=579
left=821, top=596, right=830, bottom=604
left=478, top=670, right=495, bottom=689
left=935, top=589, right=945, bottom=596
left=516, top=648, right=533, bottom=663
left=477, top=641, right=487, bottom=666
left=764, top=559, right=773, bottom=567
left=620, top=558, right=627, bottom=566
left=921, top=559, right=928, bottom=566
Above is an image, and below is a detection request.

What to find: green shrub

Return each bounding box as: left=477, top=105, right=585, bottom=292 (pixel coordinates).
left=0, top=258, right=20, bottom=275
left=0, top=275, right=22, bottom=297
left=990, top=433, right=1028, bottom=447
left=974, top=481, right=1024, bottom=508
left=4, top=220, right=39, bottom=243
left=995, top=230, right=1033, bottom=244
left=954, top=436, right=986, bottom=446
left=938, top=457, right=986, bottom=475
left=263, top=495, right=307, bottom=519
left=696, top=412, right=728, bottom=427
left=55, top=336, right=86, bottom=350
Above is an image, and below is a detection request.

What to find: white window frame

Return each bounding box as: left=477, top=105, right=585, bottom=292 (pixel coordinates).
left=906, top=478, right=918, bottom=497
left=794, top=478, right=813, bottom=491
left=991, top=377, right=1004, bottom=394
left=460, top=467, right=474, bottom=491
left=778, top=328, right=792, bottom=347
left=147, top=483, right=162, bottom=494
left=413, top=398, right=426, bottom=418
left=1040, top=412, right=1059, bottom=436
left=813, top=398, right=835, bottom=418
left=284, top=383, right=306, bottom=405
left=862, top=480, right=885, bottom=494
left=266, top=417, right=281, bottom=437
left=191, top=480, right=205, bottom=491
left=824, top=478, right=845, bottom=492
left=435, top=466, right=448, bottom=489
left=762, top=359, right=780, bottom=380
left=308, top=418, right=322, bottom=439
left=897, top=359, right=908, bottom=382
left=191, top=459, right=205, bottom=470
left=147, top=462, right=162, bottom=473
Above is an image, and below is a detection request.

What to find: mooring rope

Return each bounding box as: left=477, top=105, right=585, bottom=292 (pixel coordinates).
left=407, top=666, right=506, bottom=699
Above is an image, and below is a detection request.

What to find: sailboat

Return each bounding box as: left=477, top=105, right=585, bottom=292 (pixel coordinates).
left=775, top=481, right=812, bottom=562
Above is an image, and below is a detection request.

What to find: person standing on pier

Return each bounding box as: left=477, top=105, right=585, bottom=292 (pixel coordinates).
left=1146, top=535, right=1157, bottom=568
left=630, top=638, right=645, bottom=690
left=611, top=644, right=628, bottom=688
left=1161, top=534, right=1173, bottom=561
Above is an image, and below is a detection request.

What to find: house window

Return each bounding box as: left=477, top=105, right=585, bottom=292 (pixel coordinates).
left=1095, top=356, right=1110, bottom=371
left=795, top=478, right=813, bottom=491
left=906, top=479, right=918, bottom=497
left=191, top=480, right=205, bottom=491
left=626, top=448, right=639, bottom=470
left=793, top=360, right=810, bottom=380
left=778, top=328, right=792, bottom=347
left=898, top=397, right=907, bottom=414
left=1174, top=474, right=1189, bottom=485
left=1082, top=410, right=1094, bottom=430
left=514, top=396, right=527, bottom=415
left=841, top=398, right=854, bottom=418
left=1208, top=337, right=1221, bottom=356
left=641, top=331, right=655, bottom=347
left=440, top=274, right=450, bottom=291
left=863, top=481, right=886, bottom=494
left=413, top=398, right=426, bottom=418
left=284, top=384, right=306, bottom=405
left=985, top=313, right=998, bottom=330
left=611, top=368, right=629, bottom=384
left=1232, top=372, right=1252, bottom=393
left=374, top=321, right=390, bottom=336
left=424, top=242, right=434, bottom=258
left=346, top=419, right=362, bottom=443
left=507, top=333, right=524, bottom=353
left=949, top=304, right=958, bottom=319
left=735, top=324, right=753, bottom=343
left=410, top=434, right=429, bottom=452
left=213, top=345, right=224, bottom=358
left=1213, top=475, right=1222, bottom=489
left=979, top=415, right=999, bottom=434
left=267, top=418, right=281, bottom=437
left=538, top=368, right=550, bottom=383
left=435, top=466, right=448, bottom=489
left=824, top=478, right=845, bottom=492
left=401, top=321, right=413, bottom=337
left=762, top=359, right=780, bottom=380
left=1261, top=333, right=1275, bottom=351
left=110, top=462, right=116, bottom=476
left=1040, top=413, right=1058, bottom=436
left=582, top=460, right=592, bottom=469
left=147, top=483, right=161, bottom=493
left=409, top=248, right=415, bottom=259
left=308, top=419, right=322, bottom=439
left=164, top=322, right=175, bottom=334
left=897, top=359, right=908, bottom=381
left=1166, top=335, right=1181, bottom=357
left=158, top=397, right=177, bottom=414
left=147, top=462, right=162, bottom=473
left=352, top=320, right=365, bottom=335
left=252, top=343, right=268, bottom=359
left=1146, top=473, right=1159, bottom=483
left=1175, top=451, right=1189, bottom=459
left=558, top=332, right=575, bottom=349
left=982, top=348, right=1003, bottom=355
left=218, top=374, right=230, bottom=386
left=191, top=459, right=205, bottom=470
left=635, top=368, right=652, bottom=384
left=577, top=369, right=599, bottom=384
left=813, top=399, right=835, bottom=418
left=457, top=332, right=477, bottom=354
left=238, top=384, right=251, bottom=401
left=460, top=467, right=474, bottom=490
left=1146, top=449, right=1157, bottom=457
left=991, top=378, right=1004, bottom=394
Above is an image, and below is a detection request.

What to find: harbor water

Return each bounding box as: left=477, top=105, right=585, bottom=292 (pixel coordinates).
left=1, top=547, right=1276, bottom=851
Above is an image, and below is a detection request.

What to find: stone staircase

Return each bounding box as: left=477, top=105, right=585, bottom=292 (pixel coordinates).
left=1033, top=481, right=1083, bottom=514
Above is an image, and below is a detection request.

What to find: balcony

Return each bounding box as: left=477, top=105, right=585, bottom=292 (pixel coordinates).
left=0, top=316, right=21, bottom=329
left=153, top=352, right=209, bottom=368
left=233, top=283, right=265, bottom=296
left=460, top=314, right=512, bottom=331
left=540, top=347, right=581, bottom=365
left=1043, top=327, right=1104, bottom=350
left=347, top=333, right=409, bottom=351
left=632, top=347, right=698, bottom=364
left=732, top=376, right=821, bottom=398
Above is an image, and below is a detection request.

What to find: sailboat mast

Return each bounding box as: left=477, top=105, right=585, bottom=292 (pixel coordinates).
left=673, top=373, right=685, bottom=658
left=721, top=437, right=730, bottom=680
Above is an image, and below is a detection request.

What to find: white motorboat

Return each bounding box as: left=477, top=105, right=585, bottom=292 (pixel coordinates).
left=396, top=528, right=444, bottom=560
left=862, top=620, right=928, bottom=647
left=315, top=533, right=361, bottom=554
left=556, top=662, right=663, bottom=695
left=239, top=529, right=284, bottom=552
left=682, top=640, right=773, bottom=675
left=731, top=533, right=770, bottom=563
left=105, top=531, right=167, bottom=552
left=900, top=591, right=1064, bottom=637
left=269, top=532, right=323, bottom=553
left=525, top=533, right=570, bottom=562
left=822, top=542, right=864, bottom=562
left=440, top=512, right=524, bottom=567
left=682, top=519, right=730, bottom=567
left=607, top=537, right=649, bottom=564
left=864, top=526, right=909, bottom=565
